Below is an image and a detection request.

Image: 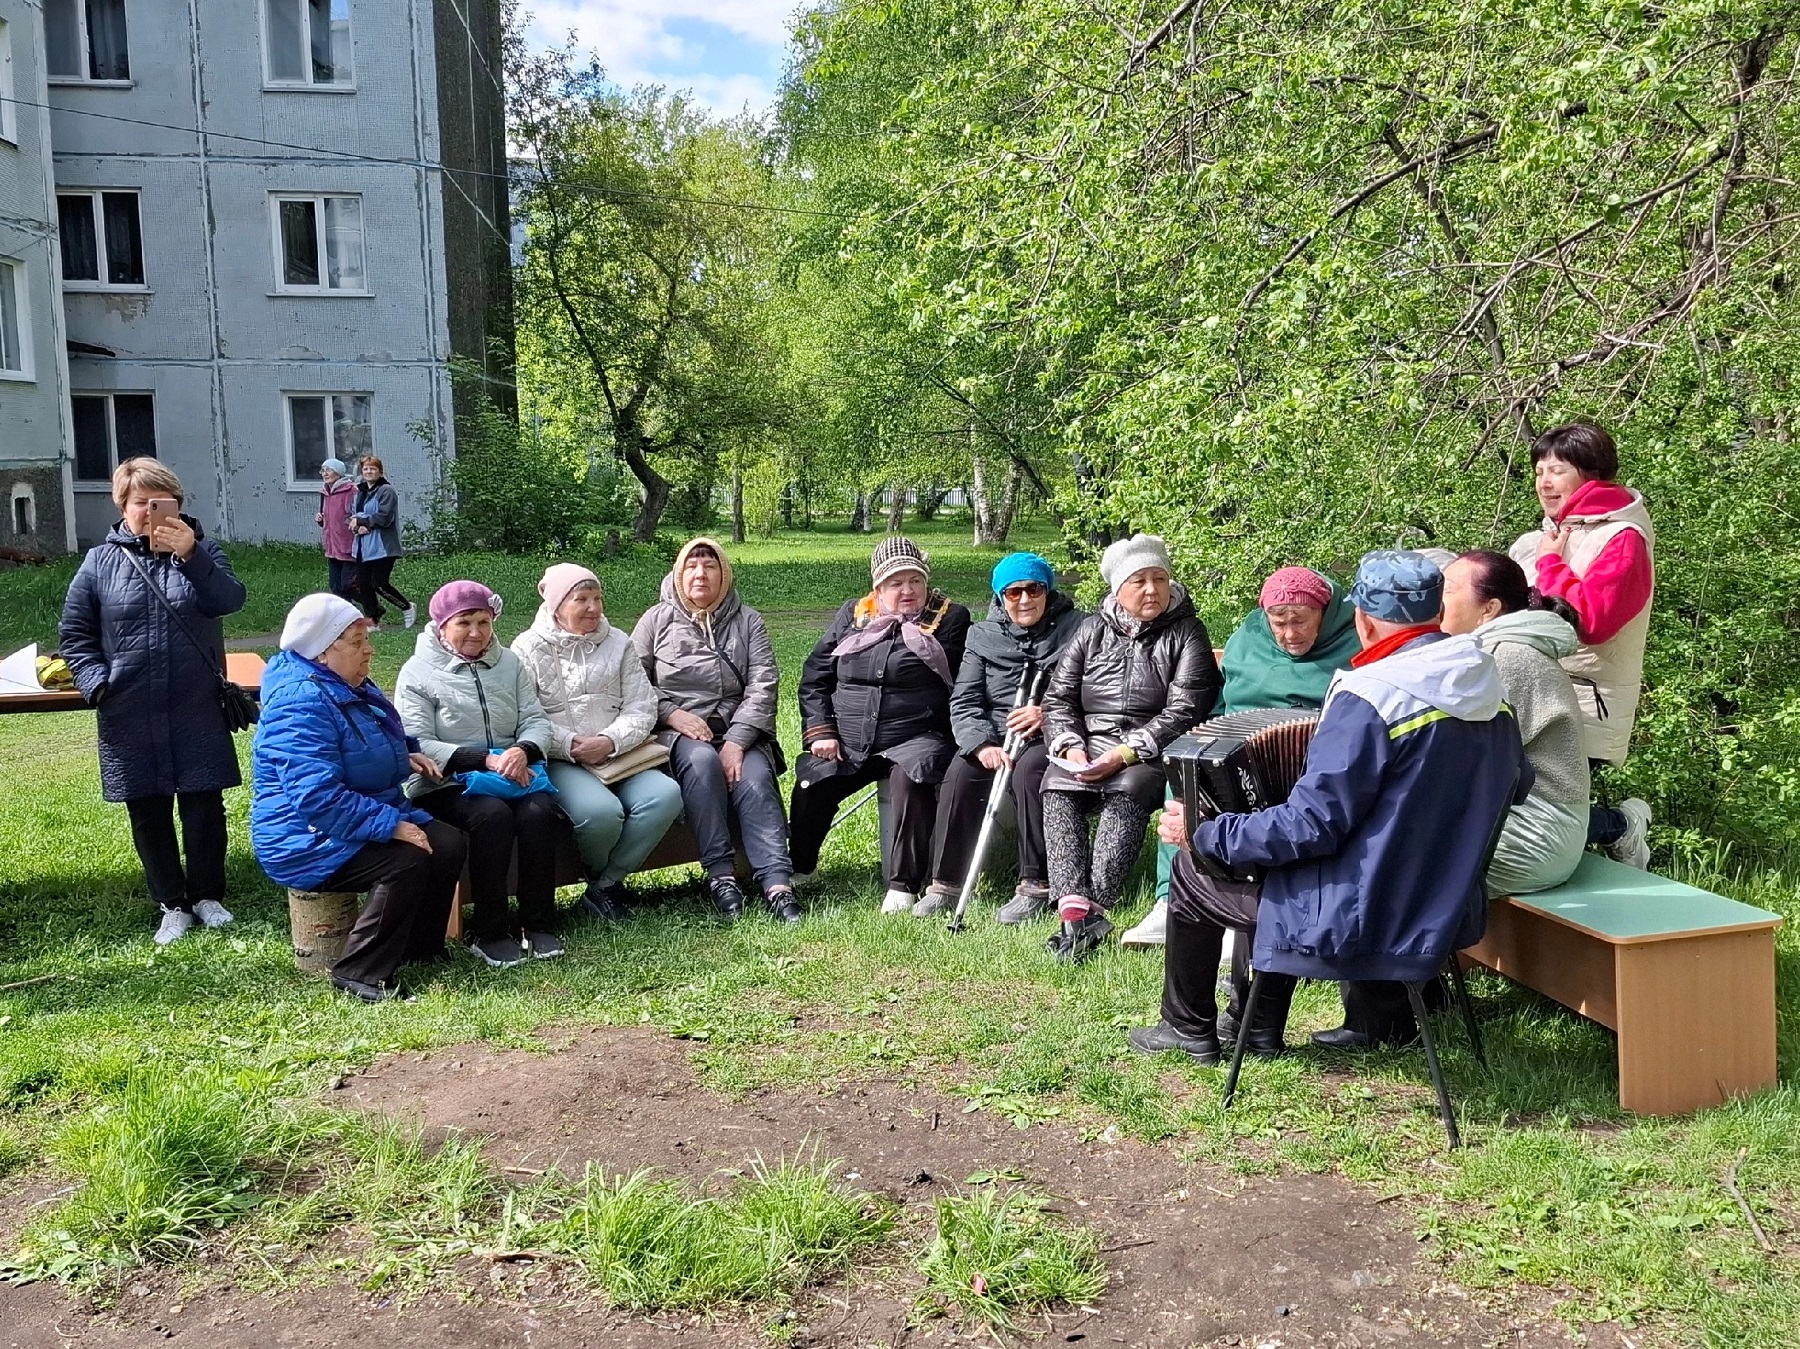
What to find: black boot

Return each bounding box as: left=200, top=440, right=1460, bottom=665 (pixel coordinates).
left=1236, top=973, right=1297, bottom=1058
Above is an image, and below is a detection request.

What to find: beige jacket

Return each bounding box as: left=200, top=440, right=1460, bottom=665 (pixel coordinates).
left=1510, top=488, right=1654, bottom=765
left=509, top=606, right=658, bottom=761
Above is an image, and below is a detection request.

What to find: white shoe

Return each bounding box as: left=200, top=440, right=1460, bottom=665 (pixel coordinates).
left=881, top=889, right=916, bottom=914
left=154, top=908, right=195, bottom=946
left=1120, top=900, right=1168, bottom=948
left=403, top=605, right=418, bottom=629
left=1606, top=799, right=1652, bottom=870
left=192, top=899, right=234, bottom=929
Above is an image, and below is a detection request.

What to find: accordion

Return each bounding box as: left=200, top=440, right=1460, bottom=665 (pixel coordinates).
left=1164, top=709, right=1322, bottom=882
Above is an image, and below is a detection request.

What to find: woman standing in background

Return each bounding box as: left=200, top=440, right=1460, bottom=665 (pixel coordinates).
left=350, top=456, right=415, bottom=630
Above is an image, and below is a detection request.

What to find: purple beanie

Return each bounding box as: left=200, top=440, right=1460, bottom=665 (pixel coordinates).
left=1259, top=567, right=1333, bottom=612
left=428, top=580, right=502, bottom=627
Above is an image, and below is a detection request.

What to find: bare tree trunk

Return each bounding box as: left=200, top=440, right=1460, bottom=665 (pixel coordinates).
left=915, top=480, right=948, bottom=521
left=886, top=480, right=907, bottom=532
left=781, top=480, right=795, bottom=529
left=971, top=454, right=996, bottom=544
left=621, top=433, right=671, bottom=542
left=731, top=464, right=746, bottom=543
left=848, top=491, right=871, bottom=532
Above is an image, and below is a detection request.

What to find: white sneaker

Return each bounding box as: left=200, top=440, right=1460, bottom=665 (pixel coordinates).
left=1120, top=899, right=1168, bottom=948
left=192, top=899, right=234, bottom=929
left=881, top=889, right=917, bottom=914
left=1606, top=799, right=1652, bottom=870
left=403, top=605, right=418, bottom=629
left=154, top=908, right=195, bottom=946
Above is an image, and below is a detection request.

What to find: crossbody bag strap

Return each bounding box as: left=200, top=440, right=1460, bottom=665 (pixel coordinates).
left=118, top=545, right=228, bottom=690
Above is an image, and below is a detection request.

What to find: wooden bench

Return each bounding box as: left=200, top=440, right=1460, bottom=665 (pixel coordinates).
left=1463, top=852, right=1783, bottom=1116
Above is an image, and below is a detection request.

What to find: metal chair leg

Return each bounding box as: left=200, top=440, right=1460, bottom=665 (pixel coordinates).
left=1405, top=981, right=1461, bottom=1149
left=1221, top=971, right=1264, bottom=1109
left=1447, top=958, right=1486, bottom=1069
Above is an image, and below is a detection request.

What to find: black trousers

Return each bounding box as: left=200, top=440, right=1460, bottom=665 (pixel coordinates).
left=1162, top=849, right=1295, bottom=1038
left=420, top=789, right=567, bottom=940
left=319, top=820, right=466, bottom=986
left=125, top=791, right=227, bottom=913
left=789, top=756, right=938, bottom=892
left=357, top=556, right=411, bottom=622
left=930, top=741, right=1050, bottom=888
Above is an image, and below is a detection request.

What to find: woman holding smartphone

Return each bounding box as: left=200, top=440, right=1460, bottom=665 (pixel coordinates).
left=60, top=458, right=248, bottom=946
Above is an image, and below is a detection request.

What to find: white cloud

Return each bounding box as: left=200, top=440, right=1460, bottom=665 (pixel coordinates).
left=525, top=0, right=793, bottom=113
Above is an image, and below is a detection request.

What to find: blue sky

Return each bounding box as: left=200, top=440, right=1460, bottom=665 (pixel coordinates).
left=525, top=1, right=793, bottom=115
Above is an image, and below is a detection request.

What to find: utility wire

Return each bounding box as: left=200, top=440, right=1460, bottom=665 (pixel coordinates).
left=0, top=94, right=853, bottom=219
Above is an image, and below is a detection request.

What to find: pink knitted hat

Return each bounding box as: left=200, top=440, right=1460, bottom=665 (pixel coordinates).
left=1259, top=566, right=1332, bottom=611
left=539, top=562, right=600, bottom=616
left=428, top=580, right=502, bottom=627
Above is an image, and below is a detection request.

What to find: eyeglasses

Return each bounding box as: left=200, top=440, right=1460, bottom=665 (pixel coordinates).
left=1001, top=583, right=1048, bottom=601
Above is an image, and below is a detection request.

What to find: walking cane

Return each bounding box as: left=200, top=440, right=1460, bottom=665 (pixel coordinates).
left=947, top=662, right=1050, bottom=933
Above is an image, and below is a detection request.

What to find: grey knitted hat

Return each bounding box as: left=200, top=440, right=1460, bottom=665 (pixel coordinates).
left=1099, top=533, right=1173, bottom=592
left=871, top=536, right=930, bottom=587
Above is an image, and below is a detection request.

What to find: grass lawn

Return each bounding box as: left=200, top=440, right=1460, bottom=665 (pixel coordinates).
left=0, top=518, right=1795, bottom=1343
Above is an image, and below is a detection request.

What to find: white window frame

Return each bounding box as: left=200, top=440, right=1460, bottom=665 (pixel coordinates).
left=269, top=193, right=369, bottom=295
left=43, top=0, right=132, bottom=87
left=70, top=391, right=157, bottom=484
left=57, top=189, right=148, bottom=292
left=0, top=257, right=33, bottom=382
left=0, top=18, right=16, bottom=144
left=260, top=0, right=355, bottom=91
left=283, top=391, right=373, bottom=489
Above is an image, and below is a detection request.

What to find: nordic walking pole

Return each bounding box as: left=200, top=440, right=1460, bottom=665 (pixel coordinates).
left=948, top=663, right=1049, bottom=933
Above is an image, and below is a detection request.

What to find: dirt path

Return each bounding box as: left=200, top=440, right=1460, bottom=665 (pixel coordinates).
left=2, top=1027, right=1641, bottom=1348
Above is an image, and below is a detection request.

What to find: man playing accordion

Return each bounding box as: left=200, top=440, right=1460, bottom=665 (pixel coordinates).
left=1129, top=551, right=1532, bottom=1063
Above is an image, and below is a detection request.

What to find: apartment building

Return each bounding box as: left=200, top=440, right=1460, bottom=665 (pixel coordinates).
left=0, top=0, right=512, bottom=550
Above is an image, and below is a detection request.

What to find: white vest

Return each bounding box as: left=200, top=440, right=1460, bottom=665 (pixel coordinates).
left=1510, top=489, right=1654, bottom=765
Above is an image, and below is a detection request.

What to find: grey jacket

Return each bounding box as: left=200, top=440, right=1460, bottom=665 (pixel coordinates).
left=1472, top=610, right=1591, bottom=819
left=394, top=626, right=554, bottom=771
left=631, top=577, right=780, bottom=759
left=350, top=479, right=403, bottom=562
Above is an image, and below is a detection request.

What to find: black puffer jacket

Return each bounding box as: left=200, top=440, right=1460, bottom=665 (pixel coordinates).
left=1042, top=587, right=1221, bottom=764
left=950, top=591, right=1086, bottom=753
left=796, top=591, right=971, bottom=786
left=59, top=518, right=248, bottom=802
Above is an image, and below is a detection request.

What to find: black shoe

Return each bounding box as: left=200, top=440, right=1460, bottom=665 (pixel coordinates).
left=764, top=885, right=804, bottom=924
left=523, top=930, right=566, bottom=960
left=1127, top=1021, right=1221, bottom=1065
left=332, top=974, right=399, bottom=1003
left=1216, top=1006, right=1240, bottom=1044
left=1311, top=1024, right=1420, bottom=1050
left=1047, top=913, right=1113, bottom=964
left=707, top=876, right=747, bottom=921
left=580, top=880, right=630, bottom=923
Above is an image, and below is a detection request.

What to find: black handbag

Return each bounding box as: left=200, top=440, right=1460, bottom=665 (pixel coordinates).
left=121, top=545, right=260, bottom=732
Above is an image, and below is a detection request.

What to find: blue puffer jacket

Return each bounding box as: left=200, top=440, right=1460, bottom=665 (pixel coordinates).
left=250, top=649, right=433, bottom=889
left=59, top=519, right=247, bottom=802
left=1194, top=632, right=1532, bottom=982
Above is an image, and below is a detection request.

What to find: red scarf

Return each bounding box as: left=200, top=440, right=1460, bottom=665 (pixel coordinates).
left=1350, top=624, right=1440, bottom=668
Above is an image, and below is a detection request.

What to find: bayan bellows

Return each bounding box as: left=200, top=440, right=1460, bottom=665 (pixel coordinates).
left=1164, top=709, right=1321, bottom=882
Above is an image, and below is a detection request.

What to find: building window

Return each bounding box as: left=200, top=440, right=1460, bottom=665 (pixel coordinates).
left=0, top=19, right=16, bottom=144
left=272, top=195, right=365, bottom=293
left=45, top=0, right=130, bottom=83
left=0, top=258, right=29, bottom=379
left=264, top=0, right=352, bottom=87
left=286, top=393, right=371, bottom=483
left=58, top=192, right=146, bottom=288
left=72, top=393, right=156, bottom=481
left=12, top=485, right=35, bottom=537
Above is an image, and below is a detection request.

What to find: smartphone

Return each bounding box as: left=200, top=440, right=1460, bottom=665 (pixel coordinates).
left=147, top=498, right=179, bottom=552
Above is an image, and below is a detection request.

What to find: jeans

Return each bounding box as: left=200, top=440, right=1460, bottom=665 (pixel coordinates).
left=357, top=557, right=411, bottom=622
left=318, top=820, right=465, bottom=986
left=666, top=736, right=792, bottom=889
left=546, top=761, right=685, bottom=886
left=930, top=741, right=1050, bottom=888
left=125, top=790, right=227, bottom=913
left=421, top=788, right=567, bottom=939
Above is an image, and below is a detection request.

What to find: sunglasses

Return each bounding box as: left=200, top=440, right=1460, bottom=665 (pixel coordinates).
left=1001, top=582, right=1048, bottom=601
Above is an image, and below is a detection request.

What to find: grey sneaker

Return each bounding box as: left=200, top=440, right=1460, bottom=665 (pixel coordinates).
left=154, top=907, right=195, bottom=946
left=192, top=898, right=234, bottom=929
left=1119, top=900, right=1167, bottom=948
left=469, top=935, right=527, bottom=968
left=912, top=884, right=958, bottom=918
left=995, top=884, right=1051, bottom=925
left=1606, top=799, right=1652, bottom=869
left=523, top=930, right=565, bottom=960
